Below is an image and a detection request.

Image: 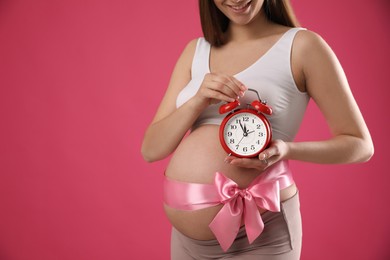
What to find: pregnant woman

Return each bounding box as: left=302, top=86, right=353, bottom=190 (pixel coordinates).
left=142, top=0, right=373, bottom=259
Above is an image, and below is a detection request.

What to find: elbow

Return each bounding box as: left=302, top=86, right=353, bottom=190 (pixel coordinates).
left=356, top=138, right=374, bottom=163
left=141, top=145, right=158, bottom=163
left=141, top=152, right=155, bottom=163
left=141, top=141, right=167, bottom=163
left=361, top=141, right=374, bottom=163
left=141, top=133, right=159, bottom=162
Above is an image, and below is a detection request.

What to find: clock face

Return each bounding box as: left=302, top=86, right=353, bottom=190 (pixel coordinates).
left=220, top=109, right=271, bottom=158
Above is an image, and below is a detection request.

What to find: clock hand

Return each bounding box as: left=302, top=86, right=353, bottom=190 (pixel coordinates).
left=237, top=135, right=245, bottom=147
left=246, top=130, right=255, bottom=135
left=239, top=120, right=245, bottom=134
left=243, top=123, right=248, bottom=137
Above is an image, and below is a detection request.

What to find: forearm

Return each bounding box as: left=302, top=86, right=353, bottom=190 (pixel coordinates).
left=141, top=98, right=207, bottom=162
left=286, top=135, right=374, bottom=164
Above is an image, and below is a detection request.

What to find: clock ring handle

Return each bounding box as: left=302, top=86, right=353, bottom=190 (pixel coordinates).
left=247, top=88, right=262, bottom=101
left=219, top=88, right=272, bottom=115
left=247, top=88, right=273, bottom=115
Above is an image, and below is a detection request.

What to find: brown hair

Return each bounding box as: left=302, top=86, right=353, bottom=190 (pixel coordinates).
left=199, top=0, right=300, bottom=47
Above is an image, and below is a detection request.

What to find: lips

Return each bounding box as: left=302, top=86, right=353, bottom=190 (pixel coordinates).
left=227, top=0, right=252, bottom=13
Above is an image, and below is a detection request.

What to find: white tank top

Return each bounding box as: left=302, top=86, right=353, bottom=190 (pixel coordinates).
left=176, top=27, right=310, bottom=141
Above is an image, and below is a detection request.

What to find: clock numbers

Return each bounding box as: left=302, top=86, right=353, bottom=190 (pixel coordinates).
left=223, top=112, right=269, bottom=157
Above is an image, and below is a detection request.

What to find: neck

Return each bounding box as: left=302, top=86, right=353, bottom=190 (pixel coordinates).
left=225, top=9, right=271, bottom=43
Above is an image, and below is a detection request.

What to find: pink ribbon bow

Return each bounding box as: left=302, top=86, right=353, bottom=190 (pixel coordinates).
left=163, top=161, right=294, bottom=251
left=209, top=172, right=281, bottom=251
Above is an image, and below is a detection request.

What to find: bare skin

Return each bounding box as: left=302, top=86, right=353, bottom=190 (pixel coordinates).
left=141, top=0, right=373, bottom=240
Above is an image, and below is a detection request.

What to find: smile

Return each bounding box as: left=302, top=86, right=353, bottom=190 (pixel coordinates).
left=227, top=0, right=252, bottom=13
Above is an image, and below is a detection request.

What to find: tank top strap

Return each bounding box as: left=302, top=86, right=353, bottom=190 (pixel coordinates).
left=191, top=37, right=211, bottom=78
left=282, top=27, right=306, bottom=40
left=279, top=27, right=306, bottom=55
left=258, top=27, right=306, bottom=77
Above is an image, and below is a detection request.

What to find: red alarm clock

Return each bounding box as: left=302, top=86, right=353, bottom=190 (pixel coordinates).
left=219, top=88, right=273, bottom=158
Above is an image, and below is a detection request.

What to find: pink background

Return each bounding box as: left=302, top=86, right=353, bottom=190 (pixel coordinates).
left=0, top=0, right=388, bottom=259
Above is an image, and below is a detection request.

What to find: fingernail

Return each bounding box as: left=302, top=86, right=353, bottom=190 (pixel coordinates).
left=241, top=85, right=248, bottom=91
left=239, top=91, right=245, bottom=97
left=224, top=157, right=232, bottom=163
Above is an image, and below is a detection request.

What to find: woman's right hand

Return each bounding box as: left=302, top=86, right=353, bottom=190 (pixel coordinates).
left=193, top=73, right=248, bottom=108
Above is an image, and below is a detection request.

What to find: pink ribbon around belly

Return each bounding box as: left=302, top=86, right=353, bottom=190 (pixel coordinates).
left=163, top=160, right=294, bottom=252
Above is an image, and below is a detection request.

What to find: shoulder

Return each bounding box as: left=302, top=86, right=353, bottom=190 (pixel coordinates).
left=174, top=38, right=201, bottom=70
left=294, top=29, right=323, bottom=41
left=293, top=29, right=334, bottom=57
left=290, top=29, right=340, bottom=92
left=293, top=29, right=339, bottom=72
left=180, top=38, right=200, bottom=61
left=184, top=38, right=200, bottom=52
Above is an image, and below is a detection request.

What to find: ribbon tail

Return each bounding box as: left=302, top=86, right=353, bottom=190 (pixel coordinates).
left=244, top=195, right=264, bottom=244
left=209, top=200, right=243, bottom=252
left=251, top=181, right=281, bottom=212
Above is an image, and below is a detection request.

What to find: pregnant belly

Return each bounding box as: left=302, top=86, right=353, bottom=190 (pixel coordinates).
left=164, top=124, right=297, bottom=240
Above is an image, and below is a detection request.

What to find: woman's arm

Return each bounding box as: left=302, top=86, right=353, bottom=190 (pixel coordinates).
left=141, top=39, right=246, bottom=162
left=141, top=39, right=199, bottom=162
left=286, top=30, right=374, bottom=164
left=226, top=30, right=374, bottom=169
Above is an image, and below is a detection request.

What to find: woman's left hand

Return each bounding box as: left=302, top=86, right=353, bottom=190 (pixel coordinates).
left=224, top=139, right=289, bottom=171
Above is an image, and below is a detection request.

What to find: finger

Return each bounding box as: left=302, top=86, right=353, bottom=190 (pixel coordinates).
left=212, top=75, right=243, bottom=98
left=224, top=76, right=247, bottom=98
left=207, top=73, right=246, bottom=99
left=203, top=87, right=235, bottom=103
left=228, top=76, right=248, bottom=92
left=224, top=156, right=234, bottom=164
left=229, top=157, right=265, bottom=169
left=212, top=80, right=239, bottom=99
left=258, top=145, right=280, bottom=160
left=229, top=77, right=246, bottom=99
left=201, top=76, right=234, bottom=96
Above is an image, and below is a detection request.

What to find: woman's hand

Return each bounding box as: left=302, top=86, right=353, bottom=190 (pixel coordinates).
left=193, top=73, right=247, bottom=108
left=224, top=140, right=289, bottom=171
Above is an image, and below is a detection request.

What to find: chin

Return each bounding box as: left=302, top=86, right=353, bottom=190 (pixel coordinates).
left=217, top=0, right=263, bottom=25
